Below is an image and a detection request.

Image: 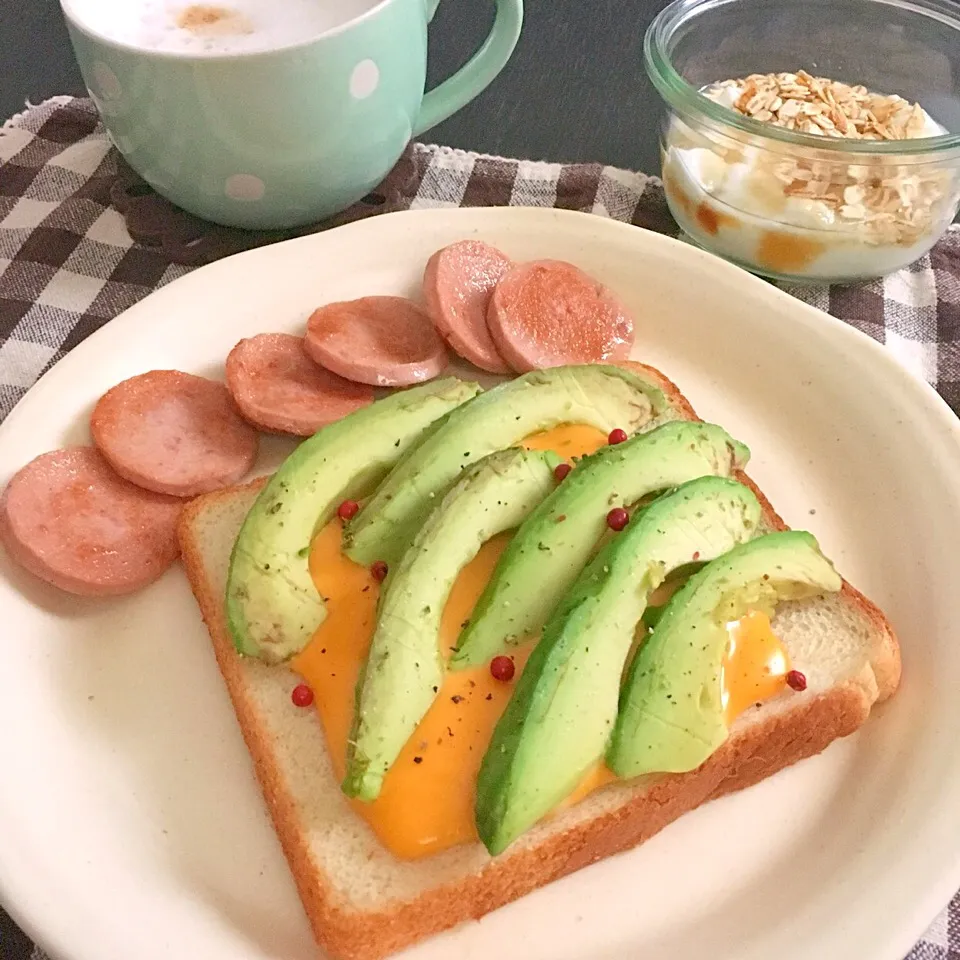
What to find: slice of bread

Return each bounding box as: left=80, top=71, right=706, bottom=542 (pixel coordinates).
left=177, top=365, right=900, bottom=960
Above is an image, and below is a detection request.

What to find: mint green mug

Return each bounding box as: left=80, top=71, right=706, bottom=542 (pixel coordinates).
left=60, top=0, right=523, bottom=229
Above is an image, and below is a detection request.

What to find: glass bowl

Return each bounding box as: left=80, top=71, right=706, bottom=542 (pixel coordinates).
left=644, top=0, right=960, bottom=283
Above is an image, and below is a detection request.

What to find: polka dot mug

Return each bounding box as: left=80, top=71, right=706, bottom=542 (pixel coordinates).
left=60, top=0, right=523, bottom=229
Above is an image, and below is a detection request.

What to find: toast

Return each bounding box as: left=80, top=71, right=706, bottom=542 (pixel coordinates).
left=178, top=363, right=900, bottom=960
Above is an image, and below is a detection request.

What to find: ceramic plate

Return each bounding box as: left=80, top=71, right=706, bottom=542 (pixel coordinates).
left=1, top=207, right=959, bottom=960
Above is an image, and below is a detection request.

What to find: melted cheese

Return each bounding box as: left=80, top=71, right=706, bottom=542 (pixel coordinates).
left=293, top=425, right=790, bottom=861
left=295, top=527, right=527, bottom=859
left=522, top=423, right=607, bottom=458
left=721, top=609, right=790, bottom=725
left=556, top=762, right=618, bottom=812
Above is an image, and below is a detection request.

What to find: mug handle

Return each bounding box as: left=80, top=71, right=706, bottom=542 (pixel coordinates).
left=412, top=0, right=523, bottom=137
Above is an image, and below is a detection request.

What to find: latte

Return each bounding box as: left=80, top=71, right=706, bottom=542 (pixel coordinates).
left=68, top=0, right=376, bottom=55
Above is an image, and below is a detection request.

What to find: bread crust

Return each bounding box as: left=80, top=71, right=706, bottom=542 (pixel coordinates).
left=177, top=362, right=901, bottom=960
left=312, top=686, right=871, bottom=960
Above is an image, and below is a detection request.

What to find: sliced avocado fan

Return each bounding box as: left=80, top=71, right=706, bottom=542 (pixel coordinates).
left=452, top=421, right=750, bottom=669
left=225, top=378, right=481, bottom=664
left=343, top=447, right=562, bottom=802
left=475, top=475, right=763, bottom=855
left=342, top=365, right=675, bottom=568
left=608, top=531, right=842, bottom=779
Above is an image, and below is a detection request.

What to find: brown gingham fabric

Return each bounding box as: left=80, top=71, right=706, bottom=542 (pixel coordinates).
left=0, top=96, right=958, bottom=960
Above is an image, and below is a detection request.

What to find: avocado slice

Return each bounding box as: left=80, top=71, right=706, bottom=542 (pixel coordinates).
left=343, top=447, right=562, bottom=801
left=608, top=531, right=842, bottom=778
left=342, top=365, right=673, bottom=568
left=475, top=476, right=762, bottom=855
left=452, top=421, right=750, bottom=669
left=225, top=377, right=481, bottom=663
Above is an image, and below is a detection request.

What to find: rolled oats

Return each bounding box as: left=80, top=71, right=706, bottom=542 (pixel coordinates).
left=704, top=71, right=949, bottom=245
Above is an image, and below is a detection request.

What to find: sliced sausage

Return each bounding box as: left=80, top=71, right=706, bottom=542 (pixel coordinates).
left=91, top=370, right=258, bottom=497
left=486, top=260, right=635, bottom=372
left=226, top=333, right=374, bottom=436
left=0, top=447, right=181, bottom=597
left=304, top=296, right=447, bottom=387
left=422, top=240, right=512, bottom=374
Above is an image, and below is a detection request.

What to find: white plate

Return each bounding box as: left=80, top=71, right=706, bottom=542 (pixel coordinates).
left=1, top=207, right=959, bottom=960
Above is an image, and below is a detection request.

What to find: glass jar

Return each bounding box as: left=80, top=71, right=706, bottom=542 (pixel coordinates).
left=645, top=0, right=960, bottom=283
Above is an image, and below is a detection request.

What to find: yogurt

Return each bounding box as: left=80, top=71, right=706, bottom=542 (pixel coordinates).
left=662, top=80, right=957, bottom=281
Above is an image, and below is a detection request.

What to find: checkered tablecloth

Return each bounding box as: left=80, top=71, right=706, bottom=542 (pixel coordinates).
left=0, top=96, right=958, bottom=960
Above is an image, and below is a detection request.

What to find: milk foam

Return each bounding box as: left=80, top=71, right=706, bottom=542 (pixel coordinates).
left=67, top=0, right=378, bottom=54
